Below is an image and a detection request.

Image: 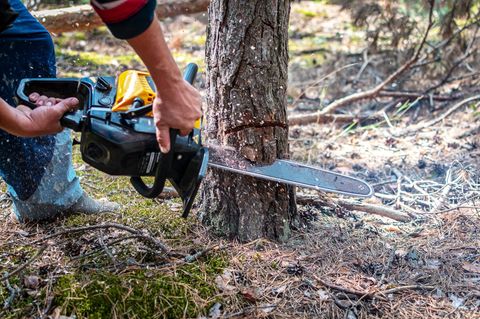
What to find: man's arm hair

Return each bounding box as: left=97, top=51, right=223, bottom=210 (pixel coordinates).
left=91, top=0, right=157, bottom=39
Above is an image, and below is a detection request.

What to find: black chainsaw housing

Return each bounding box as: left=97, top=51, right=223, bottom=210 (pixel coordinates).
left=16, top=64, right=208, bottom=217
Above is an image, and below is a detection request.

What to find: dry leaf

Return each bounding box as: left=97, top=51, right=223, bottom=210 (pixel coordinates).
left=215, top=270, right=237, bottom=293
left=240, top=289, right=258, bottom=303
left=23, top=275, right=40, bottom=289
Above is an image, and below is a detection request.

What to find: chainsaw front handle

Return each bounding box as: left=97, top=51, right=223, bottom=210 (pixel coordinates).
left=128, top=63, right=199, bottom=199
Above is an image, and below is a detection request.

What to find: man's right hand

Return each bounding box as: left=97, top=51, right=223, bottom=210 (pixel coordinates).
left=153, top=79, right=202, bottom=153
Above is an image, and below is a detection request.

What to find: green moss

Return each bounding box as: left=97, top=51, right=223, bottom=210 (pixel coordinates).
left=54, top=255, right=227, bottom=319
left=0, top=275, right=44, bottom=319
left=295, top=8, right=317, bottom=18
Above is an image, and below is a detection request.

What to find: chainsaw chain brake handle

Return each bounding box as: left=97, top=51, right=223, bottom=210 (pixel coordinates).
left=129, top=63, right=199, bottom=199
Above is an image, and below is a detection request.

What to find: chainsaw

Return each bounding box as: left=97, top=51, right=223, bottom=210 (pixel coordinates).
left=16, top=63, right=373, bottom=217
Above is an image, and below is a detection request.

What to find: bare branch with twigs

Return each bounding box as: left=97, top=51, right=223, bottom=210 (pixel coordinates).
left=30, top=223, right=176, bottom=257
left=288, top=0, right=436, bottom=126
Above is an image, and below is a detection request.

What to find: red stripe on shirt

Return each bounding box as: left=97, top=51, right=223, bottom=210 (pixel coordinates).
left=92, top=0, right=149, bottom=24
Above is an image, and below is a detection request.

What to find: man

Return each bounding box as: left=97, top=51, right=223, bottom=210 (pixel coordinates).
left=0, top=0, right=202, bottom=222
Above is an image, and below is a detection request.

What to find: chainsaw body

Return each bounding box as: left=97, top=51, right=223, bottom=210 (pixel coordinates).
left=16, top=64, right=208, bottom=217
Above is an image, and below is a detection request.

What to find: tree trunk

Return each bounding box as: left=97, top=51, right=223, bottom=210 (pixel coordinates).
left=33, top=0, right=210, bottom=34
left=200, top=0, right=297, bottom=242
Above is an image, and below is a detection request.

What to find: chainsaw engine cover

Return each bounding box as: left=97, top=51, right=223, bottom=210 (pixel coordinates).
left=15, top=64, right=208, bottom=217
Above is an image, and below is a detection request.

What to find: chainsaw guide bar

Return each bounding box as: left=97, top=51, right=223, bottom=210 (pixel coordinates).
left=208, top=147, right=373, bottom=197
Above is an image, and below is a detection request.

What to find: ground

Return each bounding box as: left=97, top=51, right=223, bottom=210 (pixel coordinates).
left=1, top=2, right=480, bottom=318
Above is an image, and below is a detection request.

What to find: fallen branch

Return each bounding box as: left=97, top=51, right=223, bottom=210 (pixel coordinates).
left=2, top=245, right=48, bottom=281
left=2, top=276, right=18, bottom=309
left=375, top=285, right=436, bottom=297
left=337, top=199, right=411, bottom=222
left=288, top=113, right=382, bottom=126
left=408, top=95, right=480, bottom=132
left=297, top=195, right=411, bottom=222
left=312, top=274, right=388, bottom=301
left=378, top=91, right=463, bottom=101
left=288, top=0, right=435, bottom=125
left=30, top=223, right=175, bottom=256
left=33, top=0, right=210, bottom=34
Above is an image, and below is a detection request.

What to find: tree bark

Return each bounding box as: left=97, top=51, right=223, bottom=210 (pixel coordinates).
left=200, top=0, right=297, bottom=242
left=32, top=0, right=210, bottom=34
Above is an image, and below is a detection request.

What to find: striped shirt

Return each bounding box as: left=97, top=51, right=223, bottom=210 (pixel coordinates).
left=91, top=0, right=157, bottom=39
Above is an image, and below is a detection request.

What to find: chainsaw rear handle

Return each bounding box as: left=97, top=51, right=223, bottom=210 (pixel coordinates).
left=15, top=78, right=90, bottom=132
left=129, top=63, right=199, bottom=198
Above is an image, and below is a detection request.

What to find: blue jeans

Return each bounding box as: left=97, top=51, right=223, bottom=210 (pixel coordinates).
left=0, top=0, right=82, bottom=221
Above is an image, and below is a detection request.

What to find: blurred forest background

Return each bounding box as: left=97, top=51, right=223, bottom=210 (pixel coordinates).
left=1, top=0, right=480, bottom=318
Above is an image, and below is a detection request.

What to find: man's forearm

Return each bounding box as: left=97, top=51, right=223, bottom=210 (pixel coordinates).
left=127, top=20, right=183, bottom=89
left=0, top=97, right=25, bottom=136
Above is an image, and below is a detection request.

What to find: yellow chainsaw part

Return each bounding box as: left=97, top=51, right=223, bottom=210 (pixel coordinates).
left=112, top=70, right=155, bottom=115
left=112, top=70, right=203, bottom=130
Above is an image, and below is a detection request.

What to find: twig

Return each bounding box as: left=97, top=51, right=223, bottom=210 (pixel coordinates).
left=288, top=113, right=382, bottom=126
left=375, top=285, right=435, bottom=297
left=438, top=205, right=480, bottom=213
left=426, top=25, right=480, bottom=93
left=290, top=62, right=360, bottom=109
left=378, top=91, right=463, bottom=101
left=2, top=275, right=18, bottom=309
left=430, top=166, right=455, bottom=213
left=184, top=245, right=219, bottom=263
left=380, top=246, right=397, bottom=284
left=312, top=274, right=386, bottom=301
left=410, top=95, right=480, bottom=131
left=30, top=223, right=175, bottom=256
left=2, top=245, right=48, bottom=281
left=98, top=230, right=118, bottom=268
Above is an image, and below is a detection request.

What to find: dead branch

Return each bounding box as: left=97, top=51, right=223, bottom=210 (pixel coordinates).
left=30, top=223, right=175, bottom=256
left=184, top=245, right=220, bottom=263
left=288, top=0, right=435, bottom=125
left=312, top=274, right=387, bottom=301
left=2, top=245, right=48, bottom=281
left=33, top=0, right=210, bottom=34
left=378, top=91, right=464, bottom=101
left=2, top=276, right=18, bottom=309
left=288, top=113, right=382, bottom=126
left=98, top=230, right=118, bottom=268
left=426, top=25, right=480, bottom=93
left=297, top=195, right=411, bottom=222
left=336, top=199, right=411, bottom=222
left=375, top=285, right=436, bottom=297
left=409, top=94, right=480, bottom=131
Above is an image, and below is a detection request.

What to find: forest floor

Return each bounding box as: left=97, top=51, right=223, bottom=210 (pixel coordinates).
left=1, top=2, right=480, bottom=318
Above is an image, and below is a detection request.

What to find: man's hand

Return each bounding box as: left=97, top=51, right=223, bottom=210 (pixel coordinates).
left=126, top=20, right=203, bottom=153
left=0, top=94, right=79, bottom=137
left=153, top=80, right=202, bottom=153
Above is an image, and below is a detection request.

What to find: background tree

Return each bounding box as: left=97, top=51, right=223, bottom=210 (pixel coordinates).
left=200, top=0, right=297, bottom=242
